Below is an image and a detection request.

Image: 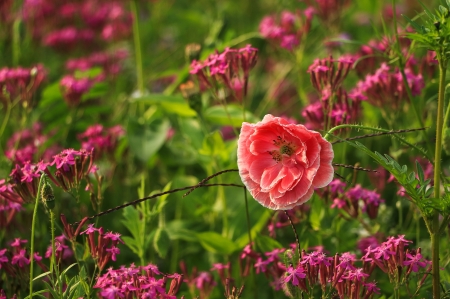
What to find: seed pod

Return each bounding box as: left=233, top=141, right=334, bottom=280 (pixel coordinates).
left=41, top=183, right=55, bottom=210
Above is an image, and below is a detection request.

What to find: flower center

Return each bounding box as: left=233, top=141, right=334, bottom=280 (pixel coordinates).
left=268, top=136, right=296, bottom=162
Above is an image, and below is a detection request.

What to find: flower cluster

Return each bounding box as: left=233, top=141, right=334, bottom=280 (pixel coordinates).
left=267, top=205, right=310, bottom=238
left=60, top=75, right=94, bottom=107
left=326, top=180, right=385, bottom=219
left=0, top=238, right=46, bottom=288
left=302, top=88, right=361, bottom=130
left=49, top=149, right=95, bottom=190
left=0, top=65, right=46, bottom=107
left=0, top=180, right=22, bottom=228
left=362, top=235, right=430, bottom=282
left=81, top=224, right=124, bottom=271
left=94, top=263, right=184, bottom=299
left=179, top=261, right=216, bottom=299
left=23, top=0, right=132, bottom=50
left=350, top=63, right=424, bottom=110
left=78, top=124, right=125, bottom=160
left=189, top=45, right=257, bottom=101
left=65, top=49, right=129, bottom=80
left=307, top=56, right=354, bottom=93
left=303, top=56, right=361, bottom=130
left=5, top=123, right=58, bottom=165
left=259, top=9, right=314, bottom=51
left=44, top=235, right=73, bottom=264
left=304, top=0, right=350, bottom=26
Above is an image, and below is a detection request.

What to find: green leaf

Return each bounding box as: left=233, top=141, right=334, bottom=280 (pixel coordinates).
left=153, top=227, right=171, bottom=258
left=122, top=236, right=140, bottom=255
left=40, top=81, right=63, bottom=105
left=127, top=117, right=170, bottom=162
left=42, top=281, right=59, bottom=299
left=166, top=220, right=198, bottom=242
left=309, top=196, right=324, bottom=231
left=204, top=104, right=258, bottom=127
left=255, top=234, right=283, bottom=253
left=131, top=94, right=196, bottom=117
left=402, top=14, right=424, bottom=32
left=235, top=210, right=272, bottom=248
left=199, top=131, right=228, bottom=161
left=197, top=231, right=238, bottom=255
left=416, top=160, right=425, bottom=183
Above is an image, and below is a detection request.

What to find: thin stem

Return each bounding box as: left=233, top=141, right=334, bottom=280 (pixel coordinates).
left=72, top=182, right=243, bottom=225
left=29, top=174, right=45, bottom=299
left=130, top=0, right=144, bottom=94
left=0, top=102, right=12, bottom=139
left=431, top=59, right=446, bottom=299
left=244, top=188, right=252, bottom=246
left=50, top=210, right=56, bottom=275
left=12, top=18, right=21, bottom=66
left=324, top=124, right=431, bottom=161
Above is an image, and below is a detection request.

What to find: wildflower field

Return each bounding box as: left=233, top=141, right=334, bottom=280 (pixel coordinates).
left=2, top=0, right=450, bottom=298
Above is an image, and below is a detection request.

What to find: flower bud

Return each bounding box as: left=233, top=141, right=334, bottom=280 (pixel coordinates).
left=41, top=182, right=55, bottom=210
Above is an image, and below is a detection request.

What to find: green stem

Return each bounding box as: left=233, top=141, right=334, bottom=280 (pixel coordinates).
left=12, top=18, right=21, bottom=66
left=392, top=0, right=434, bottom=160
left=130, top=0, right=144, bottom=95
left=442, top=83, right=450, bottom=130
left=244, top=188, right=252, bottom=246
left=431, top=59, right=446, bottom=299
left=29, top=174, right=45, bottom=299
left=0, top=101, right=12, bottom=139
left=50, top=210, right=56, bottom=275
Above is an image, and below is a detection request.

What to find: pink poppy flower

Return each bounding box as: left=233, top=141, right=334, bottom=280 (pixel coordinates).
left=237, top=114, right=334, bottom=210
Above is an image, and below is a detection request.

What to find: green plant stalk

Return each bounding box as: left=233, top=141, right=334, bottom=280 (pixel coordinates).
left=29, top=174, right=45, bottom=299
left=12, top=18, right=21, bottom=66
left=431, top=59, right=446, bottom=299
left=49, top=210, right=56, bottom=275
left=130, top=0, right=144, bottom=95
left=391, top=0, right=434, bottom=160
left=0, top=101, right=12, bottom=139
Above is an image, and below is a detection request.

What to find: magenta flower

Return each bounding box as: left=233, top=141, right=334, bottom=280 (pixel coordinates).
left=99, top=285, right=124, bottom=299
left=237, top=114, right=334, bottom=210
left=106, top=246, right=120, bottom=261
left=60, top=75, right=93, bottom=107
left=11, top=249, right=30, bottom=267
left=0, top=249, right=9, bottom=265
left=403, top=252, right=429, bottom=272
left=284, top=265, right=306, bottom=286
